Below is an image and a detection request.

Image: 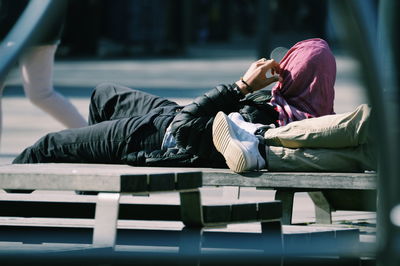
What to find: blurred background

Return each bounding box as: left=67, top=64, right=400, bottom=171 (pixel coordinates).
left=56, top=0, right=335, bottom=58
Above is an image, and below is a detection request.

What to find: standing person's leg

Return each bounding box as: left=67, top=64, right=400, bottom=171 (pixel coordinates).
left=264, top=104, right=371, bottom=149
left=19, top=45, right=87, bottom=128
left=89, top=83, right=180, bottom=125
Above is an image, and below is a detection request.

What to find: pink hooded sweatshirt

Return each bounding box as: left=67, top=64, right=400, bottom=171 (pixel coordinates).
left=271, top=38, right=336, bottom=126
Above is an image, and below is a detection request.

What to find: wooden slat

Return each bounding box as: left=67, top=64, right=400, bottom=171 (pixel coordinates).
left=202, top=201, right=283, bottom=225
left=148, top=173, right=175, bottom=192
left=203, top=205, right=231, bottom=224
left=0, top=164, right=202, bottom=193
left=231, top=203, right=257, bottom=222
left=0, top=200, right=282, bottom=225
left=119, top=204, right=180, bottom=221
left=308, top=191, right=333, bottom=224
left=275, top=190, right=295, bottom=225
left=322, top=190, right=377, bottom=211
left=180, top=190, right=204, bottom=226
left=120, top=174, right=147, bottom=193
left=257, top=201, right=282, bottom=221
left=201, top=170, right=377, bottom=190
left=0, top=163, right=375, bottom=229
left=92, top=193, right=120, bottom=247
left=0, top=164, right=376, bottom=191
left=0, top=201, right=96, bottom=219
left=176, top=172, right=202, bottom=191
left=0, top=200, right=182, bottom=221
left=0, top=225, right=266, bottom=249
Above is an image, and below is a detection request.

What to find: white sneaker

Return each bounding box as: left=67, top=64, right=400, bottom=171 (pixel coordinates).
left=228, top=112, right=264, bottom=134
left=212, top=112, right=266, bottom=173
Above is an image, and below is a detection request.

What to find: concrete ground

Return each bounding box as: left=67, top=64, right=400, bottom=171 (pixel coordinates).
left=0, top=44, right=374, bottom=233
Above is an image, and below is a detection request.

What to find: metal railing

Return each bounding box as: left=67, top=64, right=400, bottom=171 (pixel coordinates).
left=0, top=0, right=66, bottom=83
left=330, top=0, right=400, bottom=265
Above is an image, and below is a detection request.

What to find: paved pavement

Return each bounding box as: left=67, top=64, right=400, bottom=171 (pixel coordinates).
left=0, top=44, right=373, bottom=225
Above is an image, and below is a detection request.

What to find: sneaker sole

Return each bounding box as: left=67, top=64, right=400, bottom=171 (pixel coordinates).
left=212, top=112, right=252, bottom=173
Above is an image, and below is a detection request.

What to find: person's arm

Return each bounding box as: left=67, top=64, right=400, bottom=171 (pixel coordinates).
left=170, top=84, right=241, bottom=162
left=170, top=59, right=281, bottom=160
left=234, top=58, right=281, bottom=95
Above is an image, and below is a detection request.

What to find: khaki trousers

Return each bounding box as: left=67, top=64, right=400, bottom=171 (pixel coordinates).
left=264, top=104, right=376, bottom=172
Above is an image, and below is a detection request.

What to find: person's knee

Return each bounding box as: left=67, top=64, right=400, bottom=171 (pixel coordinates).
left=26, top=89, right=53, bottom=107
left=89, top=83, right=117, bottom=118
left=353, top=104, right=371, bottom=128
left=13, top=133, right=58, bottom=164
left=91, top=82, right=117, bottom=101
left=12, top=147, right=37, bottom=164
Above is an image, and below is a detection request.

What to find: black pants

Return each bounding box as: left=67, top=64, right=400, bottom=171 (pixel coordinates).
left=13, top=83, right=181, bottom=164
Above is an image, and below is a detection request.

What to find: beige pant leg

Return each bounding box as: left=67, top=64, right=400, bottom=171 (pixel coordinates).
left=264, top=104, right=371, bottom=148
left=268, top=144, right=376, bottom=172
left=264, top=104, right=376, bottom=172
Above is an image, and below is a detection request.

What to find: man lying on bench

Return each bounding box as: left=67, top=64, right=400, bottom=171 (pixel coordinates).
left=13, top=38, right=374, bottom=173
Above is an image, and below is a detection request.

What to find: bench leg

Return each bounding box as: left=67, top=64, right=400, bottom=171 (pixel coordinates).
left=92, top=192, right=121, bottom=247
left=274, top=190, right=294, bottom=225
left=180, top=189, right=204, bottom=227
left=308, top=192, right=332, bottom=224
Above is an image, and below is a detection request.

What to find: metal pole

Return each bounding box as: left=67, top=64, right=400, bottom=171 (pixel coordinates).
left=0, top=0, right=67, bottom=83
left=377, top=0, right=400, bottom=265
left=330, top=0, right=400, bottom=264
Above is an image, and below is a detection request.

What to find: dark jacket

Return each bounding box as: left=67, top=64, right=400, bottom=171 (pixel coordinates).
left=123, top=84, right=279, bottom=167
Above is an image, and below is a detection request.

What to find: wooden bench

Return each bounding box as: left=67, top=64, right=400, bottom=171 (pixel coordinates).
left=0, top=163, right=370, bottom=262
left=199, top=168, right=377, bottom=225
left=0, top=164, right=377, bottom=226
left=0, top=163, right=283, bottom=250
left=199, top=168, right=373, bottom=260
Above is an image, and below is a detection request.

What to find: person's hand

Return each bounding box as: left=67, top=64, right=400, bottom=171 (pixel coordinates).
left=235, top=58, right=281, bottom=95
